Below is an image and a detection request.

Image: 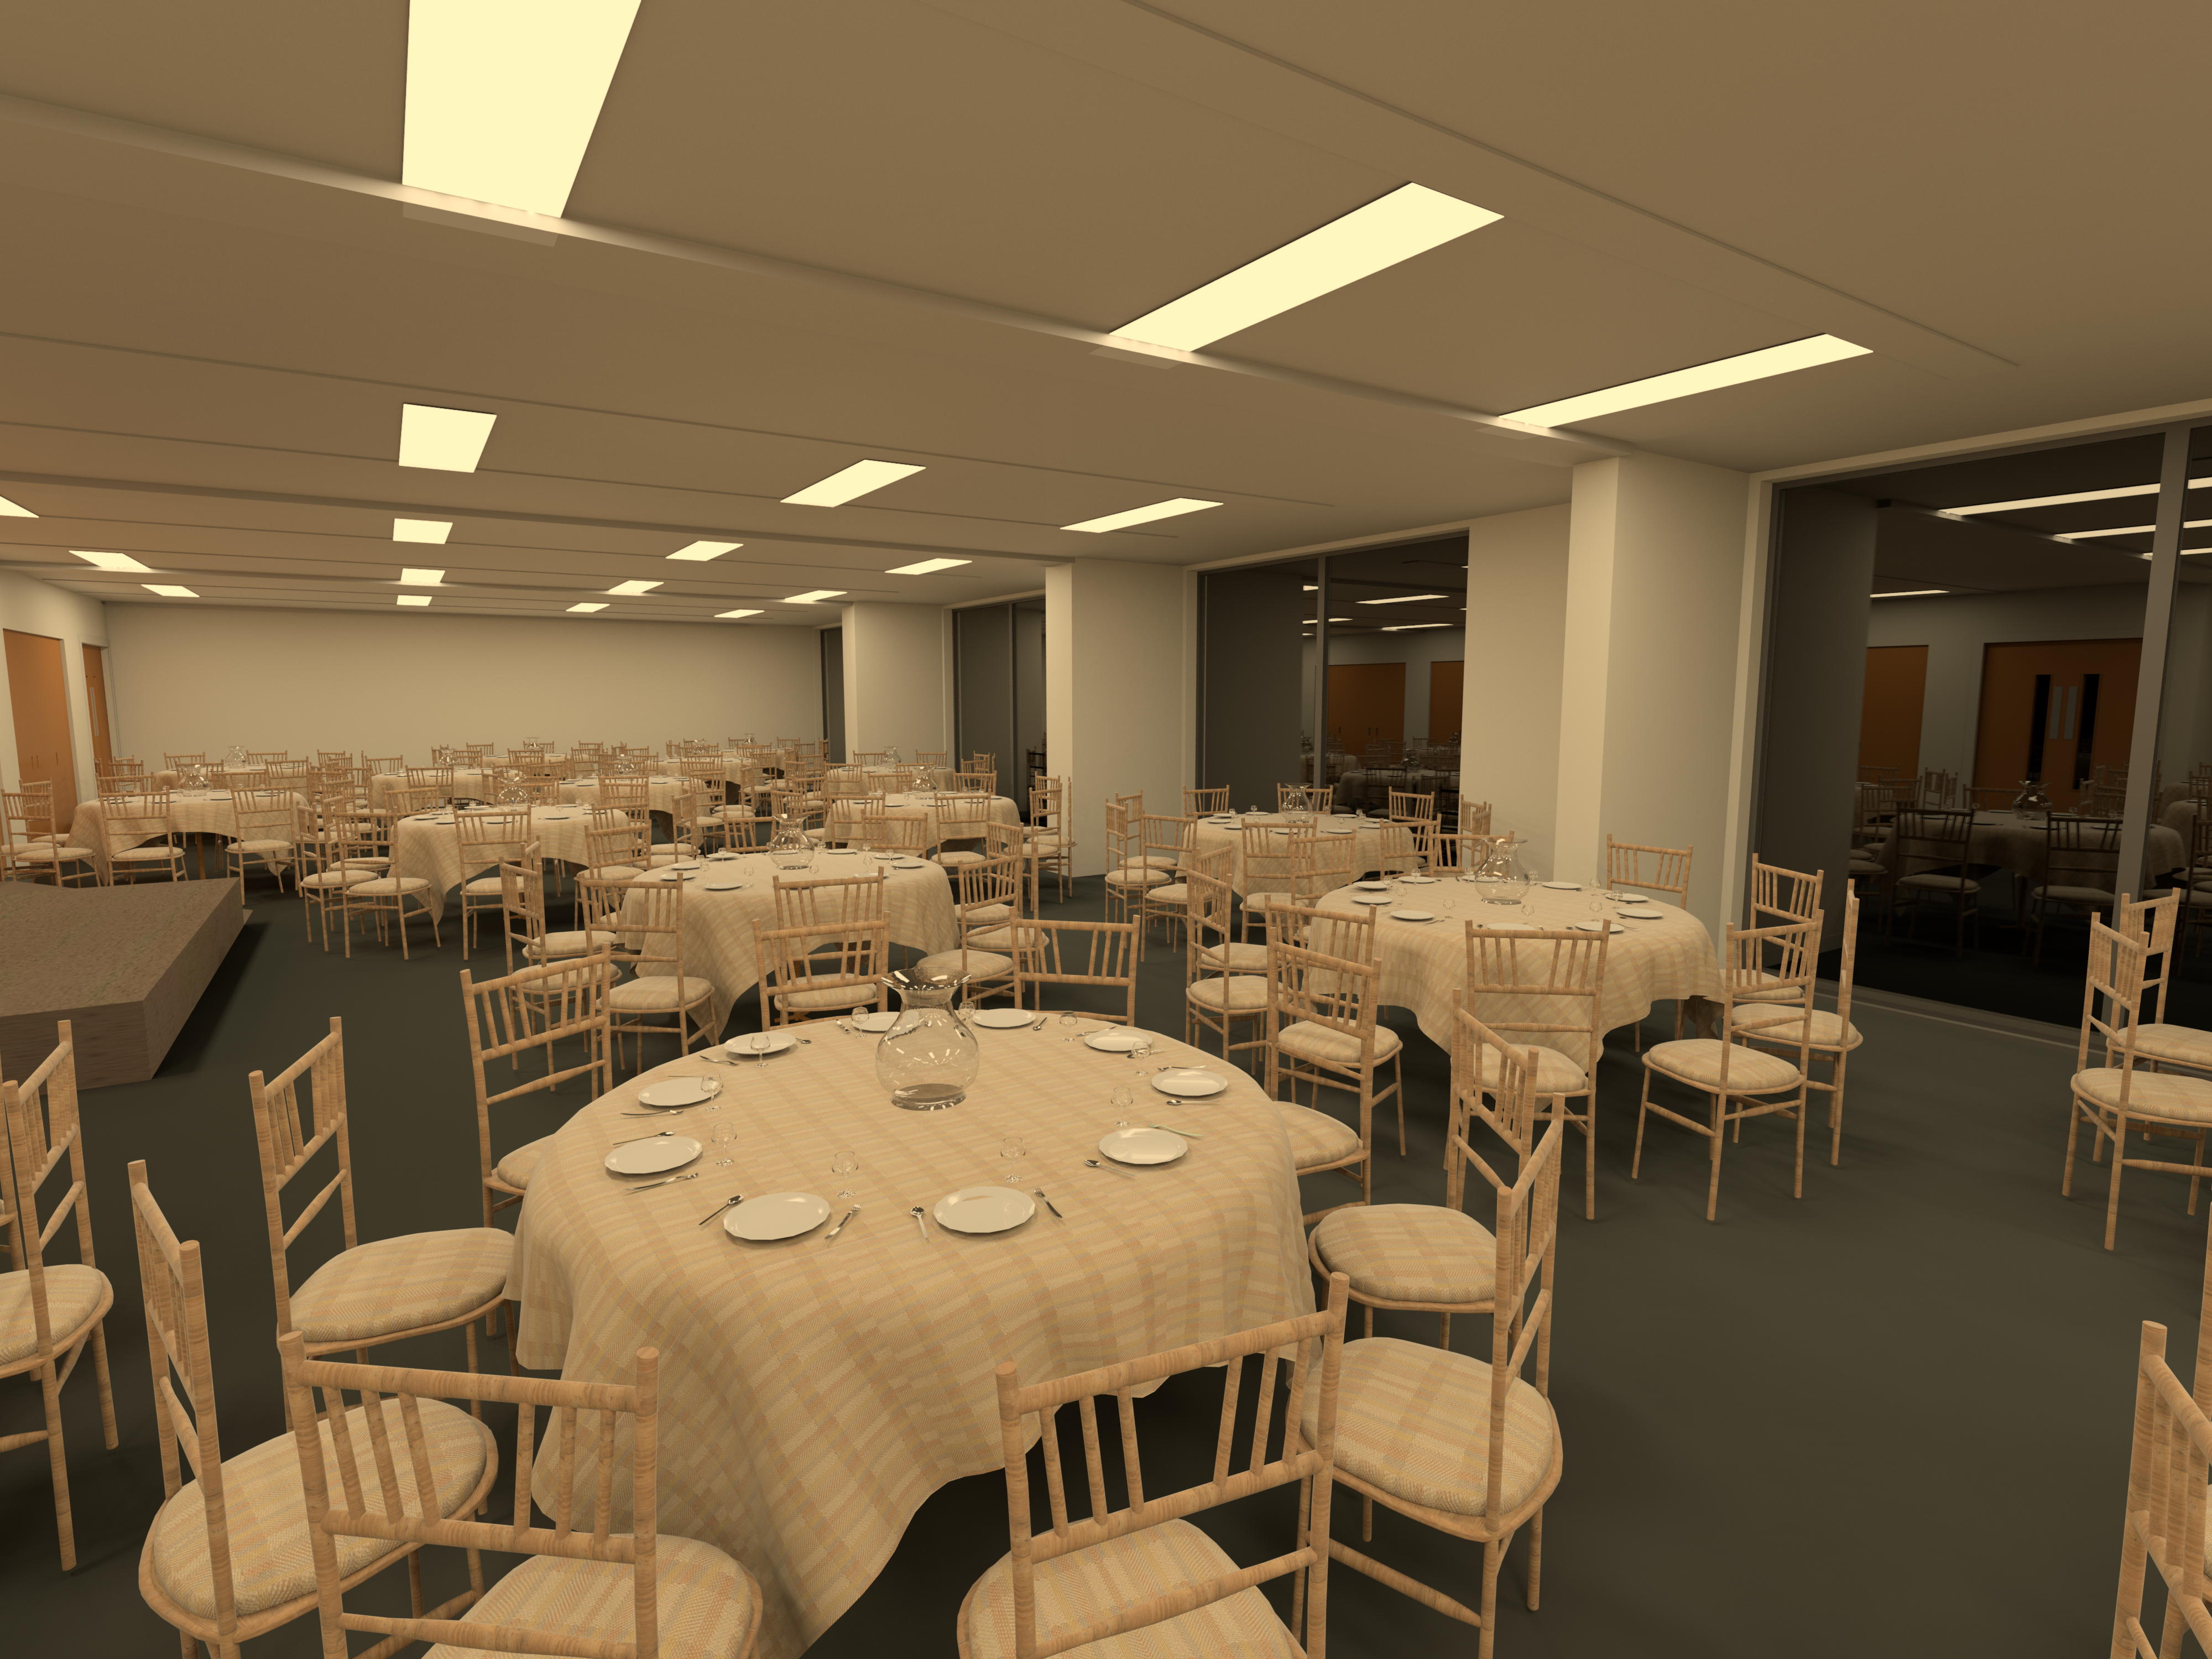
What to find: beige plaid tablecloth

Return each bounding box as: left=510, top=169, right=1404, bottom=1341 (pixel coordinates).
left=622, top=851, right=960, bottom=1004
left=1866, top=810, right=2185, bottom=885
left=1316, top=879, right=1721, bottom=1051
left=820, top=791, right=1020, bottom=847
left=560, top=775, right=701, bottom=815
left=71, top=787, right=301, bottom=879
left=390, top=807, right=598, bottom=921
left=512, top=1026, right=1309, bottom=1659
left=368, top=769, right=500, bottom=809
left=1192, top=813, right=1389, bottom=896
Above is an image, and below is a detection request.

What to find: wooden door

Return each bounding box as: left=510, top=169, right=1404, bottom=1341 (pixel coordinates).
left=4, top=629, right=79, bottom=831
left=1327, top=662, right=1405, bottom=757
left=1429, top=660, right=1465, bottom=743
left=1972, top=638, right=2141, bottom=812
left=1859, top=645, right=1927, bottom=780
left=81, top=644, right=111, bottom=769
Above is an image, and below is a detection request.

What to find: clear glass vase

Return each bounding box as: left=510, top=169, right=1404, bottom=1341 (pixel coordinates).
left=766, top=811, right=815, bottom=874
left=2011, top=778, right=2053, bottom=813
left=1467, top=835, right=1530, bottom=905
left=875, top=971, right=982, bottom=1111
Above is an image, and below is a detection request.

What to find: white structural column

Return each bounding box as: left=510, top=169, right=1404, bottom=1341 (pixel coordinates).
left=1457, top=504, right=1571, bottom=875
left=1046, top=559, right=1191, bottom=877
left=1552, top=453, right=1755, bottom=933
left=840, top=602, right=951, bottom=760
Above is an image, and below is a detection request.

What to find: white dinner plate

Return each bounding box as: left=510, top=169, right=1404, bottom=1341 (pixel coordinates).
left=1098, top=1126, right=1188, bottom=1166
left=1399, top=874, right=1439, bottom=884
left=722, top=1031, right=799, bottom=1058
left=892, top=858, right=928, bottom=869
left=707, top=851, right=743, bottom=860
left=1540, top=881, right=1582, bottom=891
left=1083, top=1027, right=1152, bottom=1053
left=933, top=1186, right=1035, bottom=1234
left=871, top=851, right=902, bottom=861
left=968, top=1008, right=1035, bottom=1030
left=724, top=1192, right=832, bottom=1241
left=1390, top=910, right=1437, bottom=922
left=1151, top=1068, right=1227, bottom=1098
left=1618, top=908, right=1666, bottom=921
left=1347, top=893, right=1392, bottom=906
left=665, top=860, right=702, bottom=871
left=703, top=879, right=746, bottom=891
left=1572, top=921, right=1628, bottom=935
left=851, top=1010, right=901, bottom=1032
left=604, top=1135, right=700, bottom=1176
left=637, top=1076, right=716, bottom=1108
left=823, top=848, right=860, bottom=857
left=1323, top=825, right=1355, bottom=835
left=1352, top=880, right=1392, bottom=892
left=650, top=869, right=695, bottom=883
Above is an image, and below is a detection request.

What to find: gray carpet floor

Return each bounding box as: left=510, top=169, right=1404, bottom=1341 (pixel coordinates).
left=1, top=866, right=2197, bottom=1656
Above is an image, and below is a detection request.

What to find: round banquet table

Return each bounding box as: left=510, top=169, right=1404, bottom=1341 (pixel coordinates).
left=390, top=806, right=604, bottom=922
left=70, top=786, right=301, bottom=879
left=1867, top=809, right=2187, bottom=885
left=369, top=769, right=500, bottom=809
left=510, top=1024, right=1311, bottom=1659
left=819, top=790, right=1020, bottom=846
left=559, top=774, right=703, bottom=815
left=1191, top=811, right=1389, bottom=896
left=1315, top=878, right=1722, bottom=1053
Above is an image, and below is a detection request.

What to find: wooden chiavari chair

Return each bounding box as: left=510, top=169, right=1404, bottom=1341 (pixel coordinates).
left=164, top=751, right=208, bottom=773
left=335, top=813, right=440, bottom=958
left=961, top=1276, right=1349, bottom=1658
left=1462, top=926, right=1608, bottom=1216
left=453, top=806, right=533, bottom=960
left=930, top=790, right=995, bottom=869
left=246, top=749, right=289, bottom=765
left=603, top=879, right=722, bottom=1065
left=1264, top=905, right=1397, bottom=1220
left=2, top=785, right=95, bottom=885
left=754, top=917, right=889, bottom=1028
left=94, top=769, right=147, bottom=800
left=583, top=812, right=652, bottom=883
left=250, top=1019, right=511, bottom=1383
left=226, top=785, right=298, bottom=898
left=2114, top=890, right=2212, bottom=1079
left=295, top=797, right=368, bottom=950
left=460, top=949, right=613, bottom=1231
left=915, top=851, right=1027, bottom=1003
left=1183, top=785, right=1230, bottom=815
left=1603, top=834, right=1691, bottom=906
left=1386, top=787, right=1436, bottom=825
left=1279, top=783, right=1331, bottom=813
left=1136, top=813, right=1199, bottom=954
left=1635, top=915, right=1818, bottom=1221
left=1887, top=807, right=1979, bottom=954
left=1735, top=883, right=1865, bottom=1168
left=104, top=789, right=185, bottom=885
left=1015, top=918, right=1139, bottom=1026
left=1103, top=799, right=1167, bottom=928
left=2, top=1024, right=118, bottom=1569
left=853, top=797, right=929, bottom=856
left=1183, top=855, right=1267, bottom=1068
left=513, top=859, right=625, bottom=970
left=131, top=1160, right=497, bottom=1656
left=2109, top=1318, right=2212, bottom=1656
left=93, top=755, right=143, bottom=783
left=404, top=763, right=456, bottom=805
left=1027, top=776, right=1072, bottom=901
left=983, top=818, right=1039, bottom=909
left=2026, top=812, right=2122, bottom=965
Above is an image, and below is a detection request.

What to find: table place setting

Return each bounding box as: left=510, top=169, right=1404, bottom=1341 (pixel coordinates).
left=721, top=1031, right=801, bottom=1060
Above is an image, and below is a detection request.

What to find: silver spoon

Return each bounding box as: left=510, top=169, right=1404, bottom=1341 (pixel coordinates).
left=612, top=1129, right=679, bottom=1146
left=1083, top=1159, right=1136, bottom=1181
left=698, top=1193, right=745, bottom=1226
left=910, top=1204, right=931, bottom=1240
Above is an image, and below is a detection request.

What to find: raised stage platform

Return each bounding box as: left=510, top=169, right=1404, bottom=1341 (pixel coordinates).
left=0, top=880, right=244, bottom=1087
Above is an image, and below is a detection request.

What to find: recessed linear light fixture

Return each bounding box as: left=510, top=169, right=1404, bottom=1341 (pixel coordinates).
left=73, top=550, right=153, bottom=573
left=669, top=540, right=740, bottom=561
left=716, top=608, right=764, bottom=619
left=1113, top=183, right=1501, bottom=353
left=398, top=595, right=432, bottom=607
left=393, top=518, right=452, bottom=544
left=1303, top=584, right=1318, bottom=592
left=2059, top=519, right=2212, bottom=541
left=403, top=0, right=640, bottom=217
left=1871, top=589, right=1947, bottom=599
left=567, top=602, right=607, bottom=613
left=606, top=580, right=661, bottom=596
left=400, top=568, right=445, bottom=586
left=783, top=461, right=925, bottom=507
left=143, top=584, right=197, bottom=598
left=1381, top=622, right=1453, bottom=632
left=1301, top=617, right=1355, bottom=625
left=885, top=558, right=971, bottom=575
left=399, top=404, right=497, bottom=472
left=1356, top=592, right=1448, bottom=606
left=1062, top=498, right=1220, bottom=534
left=1943, top=478, right=2212, bottom=517
left=784, top=589, right=846, bottom=604
left=0, top=494, right=35, bottom=517
left=1504, top=336, right=1870, bottom=430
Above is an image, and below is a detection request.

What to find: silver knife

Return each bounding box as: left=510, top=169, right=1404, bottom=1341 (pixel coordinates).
left=1032, top=1188, right=1065, bottom=1219
left=625, top=1171, right=701, bottom=1193
left=1149, top=1123, right=1206, bottom=1139
left=825, top=1204, right=862, bottom=1241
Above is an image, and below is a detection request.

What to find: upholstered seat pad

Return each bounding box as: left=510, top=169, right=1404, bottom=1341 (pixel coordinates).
left=349, top=877, right=432, bottom=896
left=495, top=1137, right=549, bottom=1190
left=2033, top=884, right=2116, bottom=904
left=778, top=982, right=877, bottom=1012
left=1198, top=940, right=1268, bottom=972
left=421, top=1535, right=759, bottom=1659
left=1731, top=1006, right=1864, bottom=1052
left=915, top=949, right=1014, bottom=980
left=0, top=1263, right=108, bottom=1364
left=234, top=839, right=293, bottom=853
left=1313, top=1205, right=1497, bottom=1306
left=2133, top=1024, right=2212, bottom=1072
left=1897, top=873, right=1980, bottom=892
left=1643, top=1037, right=1802, bottom=1093
left=299, top=870, right=373, bottom=889
left=1104, top=868, right=1168, bottom=888
left=1302, top=1337, right=1556, bottom=1520
left=1187, top=974, right=1267, bottom=1012
left=289, top=1229, right=512, bottom=1343
left=969, top=923, right=1047, bottom=951
left=1276, top=1102, right=1361, bottom=1169
left=11, top=844, right=94, bottom=860
left=147, top=1399, right=492, bottom=1621
left=1147, top=883, right=1190, bottom=905
left=2076, top=1067, right=2212, bottom=1122
left=607, top=975, right=718, bottom=1011
left=1276, top=1020, right=1402, bottom=1068
left=1469, top=1043, right=1586, bottom=1095
left=963, top=1518, right=1297, bottom=1659
left=461, top=874, right=507, bottom=895
left=112, top=844, right=181, bottom=861
left=529, top=929, right=620, bottom=958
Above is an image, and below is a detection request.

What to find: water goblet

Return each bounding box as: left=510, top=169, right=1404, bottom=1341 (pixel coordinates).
left=1109, top=1086, right=1134, bottom=1121
left=830, top=1149, right=859, bottom=1199
left=711, top=1121, right=737, bottom=1167
left=1059, top=1012, right=1080, bottom=1042
left=998, top=1136, right=1028, bottom=1185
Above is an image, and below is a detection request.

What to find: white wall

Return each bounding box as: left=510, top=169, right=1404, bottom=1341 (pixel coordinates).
left=103, top=602, right=823, bottom=761
left=1047, top=559, right=1189, bottom=875
left=0, top=568, right=110, bottom=825
left=1865, top=583, right=2150, bottom=785
left=841, top=602, right=951, bottom=761
left=1459, top=504, right=1570, bottom=868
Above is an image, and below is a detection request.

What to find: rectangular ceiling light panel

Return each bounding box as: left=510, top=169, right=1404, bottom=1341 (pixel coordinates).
left=606, top=580, right=661, bottom=596
left=669, top=540, right=740, bottom=561
left=1115, top=183, right=1501, bottom=352
left=782, top=460, right=926, bottom=507
left=886, top=558, right=971, bottom=575
left=143, top=584, right=197, bottom=597
left=74, top=550, right=153, bottom=572
left=1945, top=479, right=2210, bottom=517
left=399, top=404, right=498, bottom=472
left=1871, top=589, right=1947, bottom=598
left=0, top=494, right=34, bottom=517
left=404, top=0, right=641, bottom=217
left=567, top=602, right=608, bottom=613
left=716, top=608, right=763, bottom=619
left=1381, top=622, right=1452, bottom=632
left=784, top=589, right=846, bottom=603
left=1355, top=592, right=1448, bottom=606
left=400, top=567, right=445, bottom=586
left=398, top=595, right=433, bottom=606
left=394, top=518, right=452, bottom=543
left=1061, top=498, right=1221, bottom=534
left=1505, top=336, right=1870, bottom=429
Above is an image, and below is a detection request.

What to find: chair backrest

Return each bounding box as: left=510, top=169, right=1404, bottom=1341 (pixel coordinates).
left=1604, top=835, right=1692, bottom=904
left=2078, top=917, right=2149, bottom=1090
left=1277, top=783, right=1330, bottom=813
left=585, top=813, right=650, bottom=875
left=248, top=1018, right=356, bottom=1338
left=859, top=800, right=930, bottom=854
left=753, top=917, right=889, bottom=1023
left=604, top=878, right=692, bottom=979
left=106, top=789, right=175, bottom=841
left=1713, top=917, right=1819, bottom=1086
left=597, top=773, right=650, bottom=811
left=1182, top=786, right=1230, bottom=815
left=1750, top=855, right=1822, bottom=925
left=1386, top=787, right=1436, bottom=823
left=278, top=1335, right=678, bottom=1658
left=2043, top=812, right=2124, bottom=889
left=1140, top=812, right=1196, bottom=864
left=772, top=870, right=888, bottom=932
left=952, top=850, right=1022, bottom=929
left=2112, top=1319, right=2212, bottom=1650
left=2119, top=889, right=2180, bottom=1026
left=1449, top=993, right=1543, bottom=1165
left=455, top=806, right=531, bottom=871
left=404, top=764, right=455, bottom=802
left=1260, top=899, right=1377, bottom=964
left=1267, top=933, right=1382, bottom=1059
left=1104, top=799, right=1143, bottom=871
left=988, top=1273, right=1349, bottom=1658
left=165, top=751, right=207, bottom=769
left=933, top=791, right=993, bottom=842
left=1018, top=919, right=1138, bottom=1024
left=4, top=782, right=58, bottom=841
left=1293, top=830, right=1355, bottom=901
left=1184, top=863, right=1235, bottom=967
left=1893, top=807, right=1973, bottom=876
left=1239, top=821, right=1299, bottom=901
left=2, top=1022, right=97, bottom=1353
left=459, top=952, right=613, bottom=1209
left=1460, top=926, right=1608, bottom=1081
left=1460, top=798, right=1493, bottom=837
left=383, top=784, right=436, bottom=818
left=94, top=755, right=143, bottom=779
left=230, top=786, right=297, bottom=843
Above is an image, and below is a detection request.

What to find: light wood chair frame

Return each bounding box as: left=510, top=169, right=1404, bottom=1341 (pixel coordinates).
left=1015, top=917, right=1139, bottom=1026
left=2026, top=811, right=2124, bottom=966
left=1463, top=926, right=1608, bottom=1218
left=1264, top=924, right=1400, bottom=1218
left=336, top=813, right=441, bottom=959
left=103, top=789, right=186, bottom=885
left=453, top=806, right=533, bottom=961
left=1887, top=806, right=1980, bottom=954
left=1735, top=884, right=1864, bottom=1168
left=754, top=917, right=890, bottom=1028
left=224, top=785, right=298, bottom=900
left=460, top=951, right=614, bottom=1227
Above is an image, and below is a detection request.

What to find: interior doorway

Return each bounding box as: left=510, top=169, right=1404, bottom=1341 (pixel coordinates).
left=1858, top=644, right=1926, bottom=780
left=1429, top=660, right=1465, bottom=743
left=4, top=628, right=79, bottom=831
left=1971, top=638, right=2140, bottom=813
left=1327, top=662, right=1405, bottom=757
left=81, top=643, right=112, bottom=770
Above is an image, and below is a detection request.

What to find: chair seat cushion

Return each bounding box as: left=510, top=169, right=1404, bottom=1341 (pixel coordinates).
left=1147, top=883, right=1190, bottom=905
left=148, top=1399, right=493, bottom=1621
left=528, top=930, right=620, bottom=959
left=1897, top=873, right=1980, bottom=893
left=349, top=877, right=432, bottom=896
left=299, top=870, right=373, bottom=890
left=13, top=844, right=94, bottom=861
left=590, top=864, right=646, bottom=881
left=0, top=1263, right=108, bottom=1365
left=914, top=949, right=1014, bottom=980
left=1312, top=1205, right=1496, bottom=1306
left=776, top=982, right=876, bottom=1013
left=1186, top=974, right=1267, bottom=1013
left=2134, top=1024, right=2212, bottom=1073
left=2077, top=1067, right=2212, bottom=1123
left=966, top=902, right=1013, bottom=925
left=235, top=839, right=293, bottom=854
left=1643, top=1037, right=1802, bottom=1093
left=1731, top=1006, right=1865, bottom=1052
left=2033, top=884, right=2116, bottom=904
left=1276, top=1020, right=1402, bottom=1068
left=421, top=1535, right=759, bottom=1659
left=607, top=975, right=717, bottom=1011
left=1470, top=1042, right=1587, bottom=1096
left=1130, top=853, right=1180, bottom=868
left=1198, top=940, right=1269, bottom=972
left=935, top=849, right=986, bottom=867
left=1104, top=867, right=1168, bottom=888
left=494, top=1137, right=550, bottom=1190
left=968, top=923, right=1046, bottom=952
left=1276, top=1102, right=1362, bottom=1170
left=111, top=844, right=179, bottom=861
left=961, top=1518, right=1297, bottom=1659
left=1302, top=1337, right=1556, bottom=1520
left=461, top=874, right=507, bottom=895
left=289, top=1229, right=512, bottom=1344
left=1848, top=854, right=1886, bottom=874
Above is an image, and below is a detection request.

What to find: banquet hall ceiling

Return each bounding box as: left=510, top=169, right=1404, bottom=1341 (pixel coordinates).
left=1, top=0, right=2209, bottom=622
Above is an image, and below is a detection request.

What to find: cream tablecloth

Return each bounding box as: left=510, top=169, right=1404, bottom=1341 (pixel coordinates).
left=70, top=787, right=302, bottom=879
left=511, top=1028, right=1311, bottom=1659
left=1316, top=878, right=1721, bottom=1052
left=1869, top=810, right=2186, bottom=884
left=369, top=769, right=497, bottom=809
left=1192, top=812, right=1390, bottom=896
left=390, top=807, right=600, bottom=921
left=819, top=791, right=1021, bottom=847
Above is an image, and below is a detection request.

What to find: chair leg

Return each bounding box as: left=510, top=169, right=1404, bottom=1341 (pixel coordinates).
left=1527, top=1505, right=1545, bottom=1609
left=1829, top=1051, right=1849, bottom=1167
left=1704, top=1091, right=1726, bottom=1222
left=1632, top=1074, right=1652, bottom=1179
left=1478, top=1536, right=1504, bottom=1659
left=2063, top=1094, right=2085, bottom=1196
left=2104, top=1111, right=2130, bottom=1251
left=39, top=1363, right=75, bottom=1570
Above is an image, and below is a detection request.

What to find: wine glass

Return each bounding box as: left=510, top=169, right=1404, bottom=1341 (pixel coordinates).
left=1109, top=1086, right=1134, bottom=1127
left=998, top=1136, right=1027, bottom=1185
left=1059, top=1012, right=1080, bottom=1042
left=711, top=1121, right=736, bottom=1167
left=830, top=1149, right=859, bottom=1199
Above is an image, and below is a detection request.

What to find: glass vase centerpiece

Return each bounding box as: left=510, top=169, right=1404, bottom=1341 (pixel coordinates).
left=875, top=969, right=980, bottom=1111
left=225, top=743, right=248, bottom=767
left=766, top=810, right=815, bottom=874
left=493, top=766, right=528, bottom=805
left=1467, top=835, right=1531, bottom=906
left=2010, top=778, right=2053, bottom=813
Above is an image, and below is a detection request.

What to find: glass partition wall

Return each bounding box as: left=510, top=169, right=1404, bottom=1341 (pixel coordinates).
left=953, top=598, right=1046, bottom=807
left=1758, top=424, right=2210, bottom=1027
